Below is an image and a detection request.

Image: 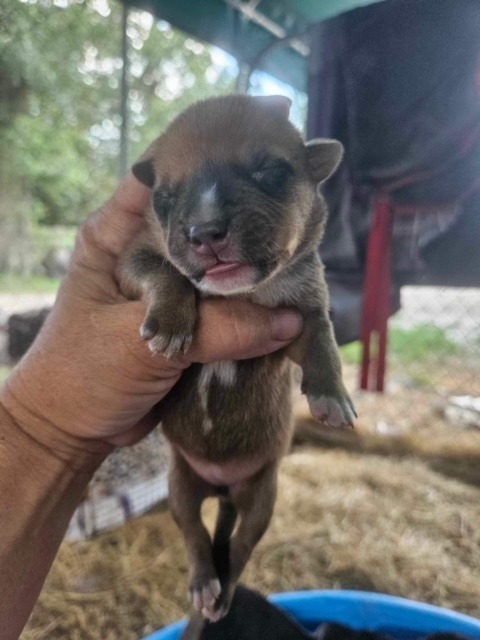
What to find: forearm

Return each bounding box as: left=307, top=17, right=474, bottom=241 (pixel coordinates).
left=0, top=395, right=104, bottom=640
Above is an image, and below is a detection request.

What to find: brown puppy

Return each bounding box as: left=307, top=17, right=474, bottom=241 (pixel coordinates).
left=120, top=94, right=355, bottom=621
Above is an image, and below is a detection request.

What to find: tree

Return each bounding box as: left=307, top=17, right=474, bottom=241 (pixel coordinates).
left=0, top=0, right=235, bottom=272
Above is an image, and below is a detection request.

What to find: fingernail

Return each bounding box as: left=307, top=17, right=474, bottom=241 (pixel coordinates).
left=271, top=310, right=303, bottom=341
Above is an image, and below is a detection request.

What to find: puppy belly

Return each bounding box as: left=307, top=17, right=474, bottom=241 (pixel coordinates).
left=177, top=446, right=266, bottom=486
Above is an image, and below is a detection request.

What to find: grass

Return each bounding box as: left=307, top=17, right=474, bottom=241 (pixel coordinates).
left=340, top=340, right=362, bottom=365
left=0, top=274, right=61, bottom=294
left=0, top=366, right=12, bottom=385
left=340, top=324, right=462, bottom=366
left=389, top=324, right=461, bottom=363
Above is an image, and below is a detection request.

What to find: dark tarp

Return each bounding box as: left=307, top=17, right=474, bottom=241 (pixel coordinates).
left=308, top=0, right=480, bottom=344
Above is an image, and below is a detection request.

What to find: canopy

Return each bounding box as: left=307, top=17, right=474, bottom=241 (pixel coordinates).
left=119, top=0, right=384, bottom=91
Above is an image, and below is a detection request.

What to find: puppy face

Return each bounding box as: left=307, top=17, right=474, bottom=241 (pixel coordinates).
left=133, top=95, right=342, bottom=295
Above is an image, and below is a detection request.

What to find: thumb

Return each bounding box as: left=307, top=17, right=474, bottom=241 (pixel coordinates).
left=71, top=172, right=150, bottom=278
left=187, top=299, right=303, bottom=364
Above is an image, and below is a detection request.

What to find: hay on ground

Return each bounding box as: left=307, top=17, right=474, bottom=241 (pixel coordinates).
left=22, top=445, right=480, bottom=640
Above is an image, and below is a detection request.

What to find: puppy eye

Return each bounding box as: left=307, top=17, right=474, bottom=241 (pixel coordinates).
left=153, top=189, right=177, bottom=217
left=251, top=157, right=293, bottom=196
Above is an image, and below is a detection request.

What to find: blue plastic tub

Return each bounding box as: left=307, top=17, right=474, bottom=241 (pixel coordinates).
left=142, top=590, right=480, bottom=640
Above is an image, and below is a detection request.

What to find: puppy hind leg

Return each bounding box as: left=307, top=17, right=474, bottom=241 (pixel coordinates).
left=212, top=500, right=238, bottom=588
left=214, top=464, right=278, bottom=619
left=168, top=452, right=221, bottom=616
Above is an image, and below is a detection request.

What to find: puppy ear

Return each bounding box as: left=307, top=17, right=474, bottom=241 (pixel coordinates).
left=255, top=95, right=292, bottom=119
left=132, top=159, right=155, bottom=188
left=305, top=139, right=344, bottom=183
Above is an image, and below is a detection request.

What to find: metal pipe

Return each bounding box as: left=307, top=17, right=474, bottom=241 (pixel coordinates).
left=119, top=4, right=129, bottom=179
left=244, top=29, right=310, bottom=90
left=235, top=61, right=252, bottom=93
left=226, top=0, right=310, bottom=57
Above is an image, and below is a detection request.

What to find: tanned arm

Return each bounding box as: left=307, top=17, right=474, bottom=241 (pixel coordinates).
left=0, top=402, right=103, bottom=640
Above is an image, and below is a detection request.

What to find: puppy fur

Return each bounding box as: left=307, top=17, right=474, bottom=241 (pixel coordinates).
left=119, top=94, right=356, bottom=621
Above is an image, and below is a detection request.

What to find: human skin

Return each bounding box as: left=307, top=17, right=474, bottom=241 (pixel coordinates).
left=0, top=172, right=303, bottom=640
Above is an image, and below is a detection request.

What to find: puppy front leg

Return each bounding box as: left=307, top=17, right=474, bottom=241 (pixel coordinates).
left=289, top=309, right=356, bottom=428
left=121, top=246, right=197, bottom=358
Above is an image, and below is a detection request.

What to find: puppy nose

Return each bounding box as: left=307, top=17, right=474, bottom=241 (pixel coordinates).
left=189, top=222, right=229, bottom=255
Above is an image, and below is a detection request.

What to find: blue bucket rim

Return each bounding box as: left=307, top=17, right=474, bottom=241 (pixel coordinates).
left=143, top=589, right=480, bottom=640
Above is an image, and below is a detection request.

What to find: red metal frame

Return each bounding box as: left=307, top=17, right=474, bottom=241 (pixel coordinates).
left=360, top=199, right=394, bottom=392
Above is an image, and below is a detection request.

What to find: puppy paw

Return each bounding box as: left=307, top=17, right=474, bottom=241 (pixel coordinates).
left=205, top=581, right=235, bottom=622
left=201, top=597, right=229, bottom=623
left=201, top=604, right=226, bottom=623
left=140, top=312, right=194, bottom=359
left=307, top=393, right=356, bottom=429
left=188, top=576, right=221, bottom=617
left=144, top=328, right=193, bottom=359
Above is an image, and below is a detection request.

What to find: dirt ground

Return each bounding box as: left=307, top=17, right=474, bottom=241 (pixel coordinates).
left=21, top=370, right=480, bottom=640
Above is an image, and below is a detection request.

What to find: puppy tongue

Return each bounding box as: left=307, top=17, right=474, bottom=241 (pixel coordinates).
left=206, top=262, right=243, bottom=275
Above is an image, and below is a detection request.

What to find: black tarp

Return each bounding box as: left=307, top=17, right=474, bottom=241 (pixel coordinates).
left=308, top=0, right=480, bottom=344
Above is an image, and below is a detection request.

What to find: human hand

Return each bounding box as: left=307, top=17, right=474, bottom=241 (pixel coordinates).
left=0, top=173, right=302, bottom=469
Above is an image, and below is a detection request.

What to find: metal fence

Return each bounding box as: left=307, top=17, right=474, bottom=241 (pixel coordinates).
left=388, top=286, right=480, bottom=395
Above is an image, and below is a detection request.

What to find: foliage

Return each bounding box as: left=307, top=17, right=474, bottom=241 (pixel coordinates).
left=0, top=273, right=61, bottom=293
left=0, top=366, right=12, bottom=385
left=340, top=324, right=462, bottom=367
left=0, top=0, right=236, bottom=229
left=389, top=323, right=461, bottom=363
left=340, top=340, right=362, bottom=365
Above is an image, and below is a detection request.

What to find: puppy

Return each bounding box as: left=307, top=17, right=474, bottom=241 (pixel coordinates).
left=120, top=94, right=355, bottom=620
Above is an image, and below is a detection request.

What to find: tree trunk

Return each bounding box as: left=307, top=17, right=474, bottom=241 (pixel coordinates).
left=0, top=137, right=33, bottom=275
left=0, top=68, right=33, bottom=275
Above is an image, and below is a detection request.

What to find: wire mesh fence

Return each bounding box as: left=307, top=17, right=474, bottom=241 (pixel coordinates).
left=389, top=286, right=480, bottom=395
left=335, top=285, right=480, bottom=451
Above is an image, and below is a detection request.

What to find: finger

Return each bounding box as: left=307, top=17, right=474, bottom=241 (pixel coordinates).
left=107, top=413, right=160, bottom=448
left=72, top=171, right=150, bottom=276
left=70, top=172, right=150, bottom=297
left=186, top=300, right=303, bottom=364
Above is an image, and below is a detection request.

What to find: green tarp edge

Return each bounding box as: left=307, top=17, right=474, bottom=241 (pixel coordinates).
left=120, top=0, right=384, bottom=91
